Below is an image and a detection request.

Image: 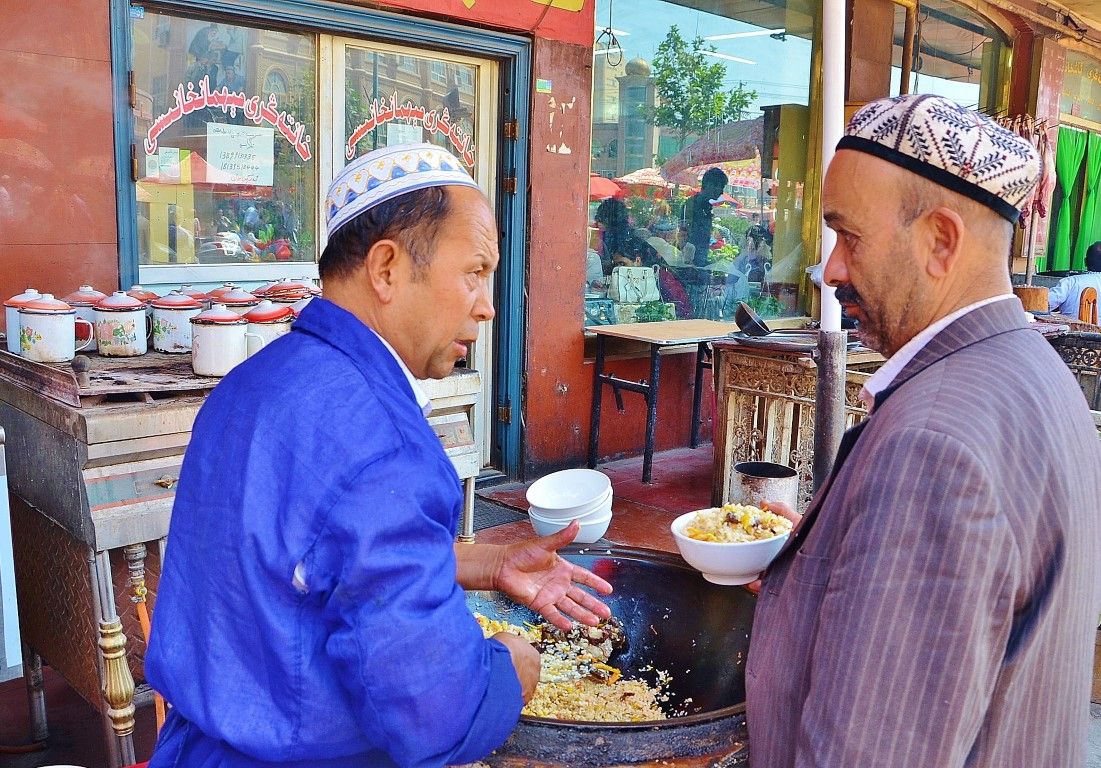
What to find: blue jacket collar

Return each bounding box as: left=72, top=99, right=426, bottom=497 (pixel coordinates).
left=292, top=297, right=418, bottom=408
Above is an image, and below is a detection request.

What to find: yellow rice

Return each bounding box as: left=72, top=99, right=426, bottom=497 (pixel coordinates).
left=474, top=613, right=667, bottom=722
left=684, top=503, right=793, bottom=543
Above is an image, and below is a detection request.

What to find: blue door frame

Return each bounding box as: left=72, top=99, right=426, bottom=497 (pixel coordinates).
left=110, top=0, right=530, bottom=476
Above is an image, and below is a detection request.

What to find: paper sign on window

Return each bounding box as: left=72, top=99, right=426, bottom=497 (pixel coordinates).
left=207, top=123, right=275, bottom=186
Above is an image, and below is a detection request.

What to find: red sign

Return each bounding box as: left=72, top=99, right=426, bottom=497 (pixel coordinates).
left=347, top=94, right=475, bottom=166
left=145, top=76, right=313, bottom=162
left=373, top=0, right=594, bottom=47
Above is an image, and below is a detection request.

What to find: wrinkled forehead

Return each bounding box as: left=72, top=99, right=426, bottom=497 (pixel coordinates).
left=824, top=150, right=905, bottom=221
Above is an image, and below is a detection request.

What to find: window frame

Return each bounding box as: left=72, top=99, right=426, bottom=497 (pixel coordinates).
left=111, top=0, right=533, bottom=475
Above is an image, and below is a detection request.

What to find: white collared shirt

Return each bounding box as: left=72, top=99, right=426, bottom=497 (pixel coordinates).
left=859, top=294, right=1016, bottom=413
left=367, top=327, right=432, bottom=417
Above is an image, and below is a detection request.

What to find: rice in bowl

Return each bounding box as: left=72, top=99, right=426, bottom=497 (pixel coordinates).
left=684, top=503, right=793, bottom=543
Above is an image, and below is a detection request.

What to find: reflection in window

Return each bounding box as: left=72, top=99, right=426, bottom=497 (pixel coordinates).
left=586, top=0, right=813, bottom=326
left=891, top=0, right=1010, bottom=113
left=131, top=13, right=317, bottom=267
left=343, top=48, right=479, bottom=173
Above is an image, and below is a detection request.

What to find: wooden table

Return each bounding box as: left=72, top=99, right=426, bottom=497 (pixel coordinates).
left=587, top=320, right=739, bottom=483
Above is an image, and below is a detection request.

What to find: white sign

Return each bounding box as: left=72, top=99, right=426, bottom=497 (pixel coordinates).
left=386, top=122, right=423, bottom=146
left=158, top=147, right=181, bottom=181
left=207, top=123, right=274, bottom=186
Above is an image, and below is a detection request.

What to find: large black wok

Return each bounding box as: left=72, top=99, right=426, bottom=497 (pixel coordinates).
left=466, top=545, right=756, bottom=766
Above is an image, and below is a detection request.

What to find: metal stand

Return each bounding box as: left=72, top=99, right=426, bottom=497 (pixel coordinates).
left=588, top=337, right=713, bottom=484
left=457, top=477, right=476, bottom=543
left=93, top=550, right=136, bottom=768
left=690, top=343, right=713, bottom=448
left=812, top=330, right=848, bottom=491
left=24, top=646, right=47, bottom=742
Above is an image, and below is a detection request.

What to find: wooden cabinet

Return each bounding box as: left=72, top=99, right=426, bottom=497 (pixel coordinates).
left=711, top=342, right=883, bottom=512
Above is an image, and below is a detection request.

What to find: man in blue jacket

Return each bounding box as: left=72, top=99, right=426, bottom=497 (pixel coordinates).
left=146, top=143, right=613, bottom=768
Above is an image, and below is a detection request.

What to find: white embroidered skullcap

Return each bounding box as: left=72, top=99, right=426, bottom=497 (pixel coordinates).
left=324, top=143, right=479, bottom=238
left=838, top=95, right=1040, bottom=223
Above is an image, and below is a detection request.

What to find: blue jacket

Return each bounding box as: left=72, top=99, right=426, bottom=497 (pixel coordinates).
left=146, top=298, right=521, bottom=768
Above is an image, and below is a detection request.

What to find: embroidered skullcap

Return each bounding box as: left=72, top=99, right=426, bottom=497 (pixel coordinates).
left=838, top=94, right=1040, bottom=223
left=324, top=143, right=479, bottom=238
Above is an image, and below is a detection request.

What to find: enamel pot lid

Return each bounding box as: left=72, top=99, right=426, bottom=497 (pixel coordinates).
left=126, top=285, right=160, bottom=302
left=243, top=300, right=294, bottom=323
left=151, top=290, right=203, bottom=310
left=95, top=291, right=146, bottom=311
left=191, top=303, right=246, bottom=325
left=62, top=285, right=107, bottom=306
left=5, top=288, right=42, bottom=308
left=20, top=293, right=74, bottom=313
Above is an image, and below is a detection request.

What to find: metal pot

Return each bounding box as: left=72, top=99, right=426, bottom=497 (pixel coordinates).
left=94, top=291, right=149, bottom=357
left=150, top=291, right=203, bottom=353
left=4, top=287, right=42, bottom=355
left=190, top=303, right=263, bottom=377
left=467, top=546, right=754, bottom=766
left=17, top=294, right=93, bottom=363
left=62, top=285, right=107, bottom=352
left=242, top=300, right=294, bottom=357
left=218, top=287, right=260, bottom=316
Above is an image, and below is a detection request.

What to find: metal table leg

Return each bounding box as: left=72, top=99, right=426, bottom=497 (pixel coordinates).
left=587, top=335, right=607, bottom=469
left=642, top=344, right=662, bottom=484
left=690, top=342, right=713, bottom=448
left=93, top=549, right=136, bottom=768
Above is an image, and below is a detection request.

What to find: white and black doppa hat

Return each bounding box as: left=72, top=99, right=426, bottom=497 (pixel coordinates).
left=838, top=94, right=1041, bottom=223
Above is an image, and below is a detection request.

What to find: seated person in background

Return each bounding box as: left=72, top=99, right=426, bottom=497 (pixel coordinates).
left=593, top=198, right=691, bottom=318
left=733, top=227, right=772, bottom=283
left=594, top=198, right=657, bottom=269
left=1048, top=242, right=1101, bottom=317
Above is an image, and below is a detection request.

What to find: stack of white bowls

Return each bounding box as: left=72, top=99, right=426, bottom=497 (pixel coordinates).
left=525, top=468, right=613, bottom=544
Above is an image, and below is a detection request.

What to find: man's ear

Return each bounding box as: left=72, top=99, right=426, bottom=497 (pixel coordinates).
left=923, top=206, right=965, bottom=279
left=364, top=239, right=402, bottom=303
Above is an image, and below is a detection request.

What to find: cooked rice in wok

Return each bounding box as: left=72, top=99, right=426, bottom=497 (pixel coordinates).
left=474, top=613, right=668, bottom=722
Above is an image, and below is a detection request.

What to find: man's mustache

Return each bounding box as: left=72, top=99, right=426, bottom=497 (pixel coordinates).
left=834, top=283, right=862, bottom=305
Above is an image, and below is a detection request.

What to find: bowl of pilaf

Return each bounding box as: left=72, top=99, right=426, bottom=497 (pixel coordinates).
left=671, top=504, right=794, bottom=585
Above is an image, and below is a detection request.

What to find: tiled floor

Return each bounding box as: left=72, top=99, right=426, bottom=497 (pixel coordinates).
left=0, top=446, right=716, bottom=767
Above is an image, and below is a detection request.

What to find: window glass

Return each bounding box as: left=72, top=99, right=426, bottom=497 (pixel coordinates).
left=587, top=0, right=814, bottom=327
left=890, top=0, right=1010, bottom=113
left=342, top=46, right=479, bottom=177
left=131, top=12, right=318, bottom=266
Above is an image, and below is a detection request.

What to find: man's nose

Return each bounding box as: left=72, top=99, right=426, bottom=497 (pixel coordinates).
left=473, top=279, right=495, bottom=323
left=822, top=239, right=848, bottom=288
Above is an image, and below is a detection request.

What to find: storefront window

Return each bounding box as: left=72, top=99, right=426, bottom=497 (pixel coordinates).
left=131, top=11, right=318, bottom=267
left=890, top=0, right=1010, bottom=113
left=586, top=0, right=814, bottom=327
left=341, top=46, right=479, bottom=176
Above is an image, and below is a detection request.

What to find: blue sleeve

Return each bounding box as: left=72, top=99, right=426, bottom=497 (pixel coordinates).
left=309, top=445, right=522, bottom=768
left=1048, top=277, right=1069, bottom=312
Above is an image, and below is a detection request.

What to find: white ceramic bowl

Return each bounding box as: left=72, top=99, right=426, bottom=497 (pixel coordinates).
left=529, top=487, right=613, bottom=520
left=670, top=511, right=789, bottom=585
left=529, top=507, right=613, bottom=544
left=526, top=469, right=611, bottom=514
left=529, top=496, right=612, bottom=525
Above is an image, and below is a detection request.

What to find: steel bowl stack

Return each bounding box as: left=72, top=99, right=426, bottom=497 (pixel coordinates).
left=525, top=468, right=613, bottom=543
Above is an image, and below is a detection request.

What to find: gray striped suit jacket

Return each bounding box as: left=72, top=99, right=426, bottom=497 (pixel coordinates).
left=746, top=298, right=1101, bottom=767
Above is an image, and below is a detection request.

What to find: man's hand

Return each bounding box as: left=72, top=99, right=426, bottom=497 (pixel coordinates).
left=492, top=631, right=540, bottom=704
left=745, top=500, right=802, bottom=595
left=495, top=521, right=613, bottom=631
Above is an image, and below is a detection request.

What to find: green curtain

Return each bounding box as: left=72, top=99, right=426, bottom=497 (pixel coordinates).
left=1073, top=132, right=1101, bottom=271
left=1051, top=126, right=1087, bottom=272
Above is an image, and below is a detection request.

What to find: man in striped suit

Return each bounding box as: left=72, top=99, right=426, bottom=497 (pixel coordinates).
left=746, top=94, right=1101, bottom=767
